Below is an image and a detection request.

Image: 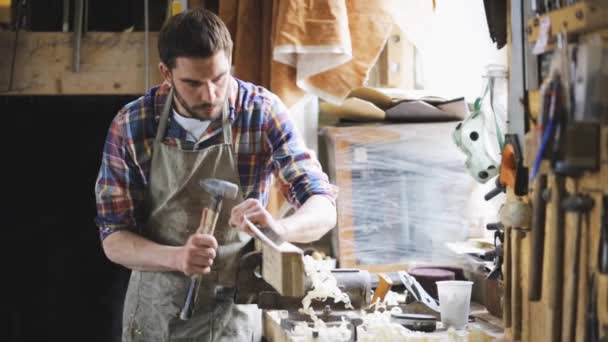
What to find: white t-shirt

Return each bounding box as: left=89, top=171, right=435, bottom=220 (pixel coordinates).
left=172, top=108, right=211, bottom=142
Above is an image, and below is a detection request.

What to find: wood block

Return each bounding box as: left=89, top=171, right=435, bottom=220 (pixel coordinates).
left=262, top=242, right=306, bottom=297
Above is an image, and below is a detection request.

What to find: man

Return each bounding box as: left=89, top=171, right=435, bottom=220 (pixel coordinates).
left=95, top=9, right=337, bottom=342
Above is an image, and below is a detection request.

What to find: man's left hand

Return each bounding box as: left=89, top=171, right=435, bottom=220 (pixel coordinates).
left=229, top=199, right=286, bottom=238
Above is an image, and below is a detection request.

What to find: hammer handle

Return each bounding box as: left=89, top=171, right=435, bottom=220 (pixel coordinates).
left=179, top=203, right=222, bottom=321
left=180, top=277, right=200, bottom=320
left=529, top=174, right=547, bottom=301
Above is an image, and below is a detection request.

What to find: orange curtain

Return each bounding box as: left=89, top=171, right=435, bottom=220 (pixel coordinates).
left=222, top=0, right=393, bottom=107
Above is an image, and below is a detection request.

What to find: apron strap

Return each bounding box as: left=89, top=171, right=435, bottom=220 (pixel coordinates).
left=155, top=87, right=174, bottom=144
left=222, top=84, right=233, bottom=144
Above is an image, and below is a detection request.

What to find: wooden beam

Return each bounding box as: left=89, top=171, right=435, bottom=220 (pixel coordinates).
left=0, top=32, right=163, bottom=95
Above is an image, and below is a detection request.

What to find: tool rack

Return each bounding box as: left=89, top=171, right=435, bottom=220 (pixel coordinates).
left=504, top=1, right=608, bottom=341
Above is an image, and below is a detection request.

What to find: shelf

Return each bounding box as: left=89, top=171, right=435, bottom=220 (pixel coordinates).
left=0, top=31, right=162, bottom=95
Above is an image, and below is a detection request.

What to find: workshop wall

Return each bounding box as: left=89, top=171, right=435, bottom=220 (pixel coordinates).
left=388, top=0, right=507, bottom=101
left=2, top=95, right=135, bottom=342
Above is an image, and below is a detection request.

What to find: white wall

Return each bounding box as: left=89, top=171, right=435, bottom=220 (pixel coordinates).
left=387, top=0, right=507, bottom=102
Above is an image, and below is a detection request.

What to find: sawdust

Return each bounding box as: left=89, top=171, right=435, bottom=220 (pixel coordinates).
left=294, top=257, right=484, bottom=341
left=292, top=255, right=353, bottom=341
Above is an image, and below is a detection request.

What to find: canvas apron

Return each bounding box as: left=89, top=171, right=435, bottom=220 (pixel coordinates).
left=122, top=87, right=254, bottom=341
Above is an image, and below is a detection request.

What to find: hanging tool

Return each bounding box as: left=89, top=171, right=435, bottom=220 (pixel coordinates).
left=586, top=274, right=598, bottom=342
left=72, top=0, right=84, bottom=72
left=530, top=76, right=565, bottom=181
left=4, top=0, right=25, bottom=92
left=547, top=174, right=566, bottom=341
left=485, top=134, right=529, bottom=201
left=562, top=193, right=595, bottom=342
left=180, top=178, right=239, bottom=321
left=371, top=273, right=393, bottom=305
left=600, top=195, right=608, bottom=275
left=529, top=174, right=548, bottom=301
left=485, top=223, right=504, bottom=280
left=554, top=122, right=600, bottom=177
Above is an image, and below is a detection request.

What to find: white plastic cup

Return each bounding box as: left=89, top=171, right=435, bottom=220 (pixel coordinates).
left=436, top=280, right=474, bottom=330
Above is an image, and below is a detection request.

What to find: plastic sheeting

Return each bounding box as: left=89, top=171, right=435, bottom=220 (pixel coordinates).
left=321, top=122, right=475, bottom=270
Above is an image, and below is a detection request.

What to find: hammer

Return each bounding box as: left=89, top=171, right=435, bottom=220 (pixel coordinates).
left=179, top=178, right=239, bottom=321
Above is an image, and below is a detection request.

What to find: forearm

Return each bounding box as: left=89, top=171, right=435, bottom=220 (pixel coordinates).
left=102, top=230, right=180, bottom=272
left=277, top=195, right=337, bottom=243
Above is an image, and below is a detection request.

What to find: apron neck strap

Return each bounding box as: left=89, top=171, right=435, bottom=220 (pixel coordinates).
left=221, top=91, right=232, bottom=143
left=155, top=87, right=174, bottom=144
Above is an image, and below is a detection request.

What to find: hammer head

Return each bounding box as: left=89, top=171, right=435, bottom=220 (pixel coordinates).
left=200, top=178, right=239, bottom=200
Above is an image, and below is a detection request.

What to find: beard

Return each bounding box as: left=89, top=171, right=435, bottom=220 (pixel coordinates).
left=171, top=83, right=224, bottom=120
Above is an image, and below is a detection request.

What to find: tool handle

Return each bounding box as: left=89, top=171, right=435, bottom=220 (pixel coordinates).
left=600, top=195, right=608, bottom=274
left=197, top=202, right=221, bottom=236
left=484, top=183, right=505, bottom=201
left=180, top=276, right=200, bottom=320
left=529, top=175, right=547, bottom=301
left=371, top=273, right=393, bottom=304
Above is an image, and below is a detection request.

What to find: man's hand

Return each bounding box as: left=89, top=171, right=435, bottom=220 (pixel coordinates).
left=175, top=233, right=218, bottom=276
left=229, top=199, right=286, bottom=238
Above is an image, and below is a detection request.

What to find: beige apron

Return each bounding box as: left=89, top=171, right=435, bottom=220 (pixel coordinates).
left=122, top=87, right=255, bottom=342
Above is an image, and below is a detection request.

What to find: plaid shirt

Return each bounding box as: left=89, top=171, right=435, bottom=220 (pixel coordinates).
left=95, top=78, right=337, bottom=240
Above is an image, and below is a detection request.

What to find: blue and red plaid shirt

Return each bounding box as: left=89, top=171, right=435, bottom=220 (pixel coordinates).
left=95, top=78, right=337, bottom=240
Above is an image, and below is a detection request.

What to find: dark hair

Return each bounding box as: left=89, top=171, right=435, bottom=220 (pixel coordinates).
left=158, top=9, right=233, bottom=69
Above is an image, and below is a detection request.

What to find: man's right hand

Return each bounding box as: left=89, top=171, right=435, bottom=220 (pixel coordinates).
left=175, top=233, right=218, bottom=276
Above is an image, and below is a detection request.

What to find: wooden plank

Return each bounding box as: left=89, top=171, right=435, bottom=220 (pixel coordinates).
left=0, top=32, right=162, bottom=95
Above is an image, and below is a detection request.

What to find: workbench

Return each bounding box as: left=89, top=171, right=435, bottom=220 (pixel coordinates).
left=262, top=302, right=505, bottom=342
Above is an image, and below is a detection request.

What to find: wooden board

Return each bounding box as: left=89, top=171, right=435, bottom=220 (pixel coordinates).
left=0, top=32, right=162, bottom=95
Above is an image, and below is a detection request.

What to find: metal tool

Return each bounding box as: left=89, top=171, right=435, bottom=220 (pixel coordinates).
left=3, top=0, right=25, bottom=93
left=179, top=178, right=239, bottom=321
left=258, top=269, right=371, bottom=311
left=554, top=122, right=600, bottom=177
left=397, top=271, right=440, bottom=312
left=244, top=217, right=284, bottom=249
left=72, top=0, right=84, bottom=72
left=485, top=224, right=504, bottom=280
